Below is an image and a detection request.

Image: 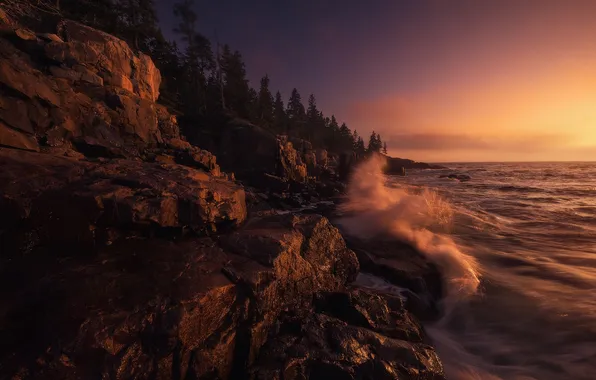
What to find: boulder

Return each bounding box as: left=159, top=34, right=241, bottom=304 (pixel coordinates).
left=0, top=148, right=246, bottom=254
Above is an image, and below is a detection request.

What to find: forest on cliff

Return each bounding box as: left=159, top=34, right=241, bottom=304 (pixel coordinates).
left=21, top=0, right=389, bottom=156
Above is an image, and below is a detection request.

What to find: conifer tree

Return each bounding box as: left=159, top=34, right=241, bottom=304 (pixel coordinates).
left=220, top=47, right=251, bottom=118
left=287, top=88, right=306, bottom=134
left=273, top=91, right=287, bottom=133
left=383, top=141, right=388, bottom=154
left=173, top=0, right=214, bottom=116
left=257, top=75, right=274, bottom=127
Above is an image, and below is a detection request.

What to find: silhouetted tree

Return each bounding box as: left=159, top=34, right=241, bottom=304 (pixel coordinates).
left=383, top=141, right=388, bottom=154
left=273, top=91, right=286, bottom=133
left=220, top=46, right=250, bottom=118
left=257, top=75, right=274, bottom=128
left=173, top=0, right=214, bottom=116
left=368, top=131, right=382, bottom=153
left=287, top=88, right=305, bottom=135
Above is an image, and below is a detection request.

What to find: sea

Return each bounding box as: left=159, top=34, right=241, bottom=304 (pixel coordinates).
left=341, top=158, right=596, bottom=380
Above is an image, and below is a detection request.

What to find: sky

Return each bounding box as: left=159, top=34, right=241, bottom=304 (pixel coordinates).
left=155, top=0, right=596, bottom=162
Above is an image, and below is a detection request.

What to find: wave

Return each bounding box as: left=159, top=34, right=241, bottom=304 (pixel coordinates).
left=338, top=155, right=480, bottom=310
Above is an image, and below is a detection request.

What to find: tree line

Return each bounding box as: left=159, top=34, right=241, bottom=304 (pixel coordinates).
left=42, top=0, right=389, bottom=155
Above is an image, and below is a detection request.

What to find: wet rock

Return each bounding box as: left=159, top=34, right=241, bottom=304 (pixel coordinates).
left=340, top=235, right=444, bottom=321
left=252, top=289, right=445, bottom=380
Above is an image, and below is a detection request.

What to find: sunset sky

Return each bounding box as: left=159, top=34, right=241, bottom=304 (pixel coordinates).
left=156, top=0, right=596, bottom=162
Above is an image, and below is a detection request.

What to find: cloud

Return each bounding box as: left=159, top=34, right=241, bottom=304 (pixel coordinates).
left=384, top=132, right=573, bottom=152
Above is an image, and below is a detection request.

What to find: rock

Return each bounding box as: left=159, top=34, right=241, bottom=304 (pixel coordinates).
left=37, top=33, right=63, bottom=43
left=0, top=54, right=61, bottom=107
left=15, top=28, right=37, bottom=41
left=277, top=140, right=307, bottom=183
left=0, top=148, right=246, bottom=254
left=0, top=96, right=34, bottom=134
left=156, top=104, right=180, bottom=140
left=439, top=173, right=471, bottom=182
left=0, top=213, right=362, bottom=379
left=252, top=289, right=445, bottom=380
left=316, top=148, right=328, bottom=167
left=341, top=235, right=444, bottom=321
left=167, top=137, right=191, bottom=150
left=0, top=122, right=39, bottom=151
left=55, top=20, right=161, bottom=101
left=221, top=214, right=360, bottom=288
left=174, top=147, right=221, bottom=176
left=0, top=21, right=172, bottom=159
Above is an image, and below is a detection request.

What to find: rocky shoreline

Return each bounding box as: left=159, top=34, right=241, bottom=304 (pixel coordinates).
left=0, top=9, right=446, bottom=379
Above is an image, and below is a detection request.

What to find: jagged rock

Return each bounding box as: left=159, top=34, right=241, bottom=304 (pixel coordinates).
left=0, top=213, right=362, bottom=379
left=277, top=139, right=307, bottom=183
left=0, top=148, right=246, bottom=254
left=0, top=19, right=179, bottom=159
left=252, top=289, right=445, bottom=380
left=341, top=236, right=444, bottom=321
left=54, top=19, right=161, bottom=102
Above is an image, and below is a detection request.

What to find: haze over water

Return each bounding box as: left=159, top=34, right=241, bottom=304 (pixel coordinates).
left=395, top=162, right=596, bottom=380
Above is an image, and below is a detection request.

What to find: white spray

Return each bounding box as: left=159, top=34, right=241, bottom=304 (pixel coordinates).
left=338, top=154, right=480, bottom=306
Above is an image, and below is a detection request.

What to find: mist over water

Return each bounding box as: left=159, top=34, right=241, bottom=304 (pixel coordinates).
left=340, top=157, right=596, bottom=380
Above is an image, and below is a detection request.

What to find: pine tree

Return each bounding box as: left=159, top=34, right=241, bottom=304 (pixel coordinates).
left=368, top=131, right=382, bottom=153
left=356, top=137, right=366, bottom=154
left=383, top=141, right=388, bottom=154
left=287, top=88, right=305, bottom=135
left=121, top=0, right=158, bottom=51
left=273, top=91, right=286, bottom=133
left=257, top=75, right=274, bottom=128
left=220, top=46, right=250, bottom=118
left=173, top=0, right=214, bottom=116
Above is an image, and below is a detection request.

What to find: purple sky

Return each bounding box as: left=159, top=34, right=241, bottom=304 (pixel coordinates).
left=155, top=0, right=596, bottom=162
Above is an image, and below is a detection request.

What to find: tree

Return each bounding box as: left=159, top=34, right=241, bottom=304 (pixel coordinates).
left=173, top=0, right=214, bottom=116
left=220, top=47, right=251, bottom=118
left=356, top=137, right=366, bottom=154
left=383, top=141, right=388, bottom=154
left=273, top=91, right=286, bottom=133
left=121, top=0, right=159, bottom=51
left=367, top=131, right=382, bottom=153
left=286, top=88, right=305, bottom=134
left=257, top=75, right=274, bottom=127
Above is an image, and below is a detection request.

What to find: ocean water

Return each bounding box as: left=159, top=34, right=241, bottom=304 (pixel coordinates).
left=340, top=158, right=596, bottom=380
